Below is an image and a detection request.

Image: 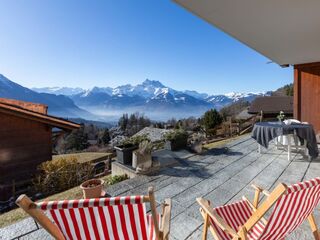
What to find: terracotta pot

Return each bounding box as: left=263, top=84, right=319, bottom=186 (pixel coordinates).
left=80, top=179, right=104, bottom=199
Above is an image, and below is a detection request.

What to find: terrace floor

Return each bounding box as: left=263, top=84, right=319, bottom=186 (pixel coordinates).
left=1, top=135, right=320, bottom=239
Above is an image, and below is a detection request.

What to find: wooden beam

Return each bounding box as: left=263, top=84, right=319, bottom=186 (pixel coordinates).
left=308, top=214, right=320, bottom=240
left=242, top=183, right=287, bottom=232
left=197, top=198, right=239, bottom=238
left=161, top=199, right=172, bottom=240
left=293, top=66, right=301, bottom=120
left=0, top=103, right=80, bottom=130
left=15, top=195, right=65, bottom=239
left=148, top=186, right=160, bottom=239
left=200, top=207, right=223, bottom=240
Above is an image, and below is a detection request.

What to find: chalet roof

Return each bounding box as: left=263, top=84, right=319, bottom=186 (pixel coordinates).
left=235, top=108, right=254, bottom=120
left=248, top=96, right=293, bottom=114
left=133, top=127, right=171, bottom=142
left=0, top=98, right=80, bottom=131
left=173, top=0, right=320, bottom=65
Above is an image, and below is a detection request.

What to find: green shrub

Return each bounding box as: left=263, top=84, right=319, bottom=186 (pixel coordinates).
left=137, top=140, right=153, bottom=155
left=152, top=140, right=165, bottom=150
left=163, top=129, right=188, bottom=142
left=33, top=156, right=94, bottom=196
left=120, top=134, right=150, bottom=147
left=106, top=174, right=128, bottom=185
left=201, top=109, right=223, bottom=136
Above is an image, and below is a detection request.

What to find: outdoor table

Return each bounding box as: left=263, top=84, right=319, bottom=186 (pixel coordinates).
left=252, top=121, right=319, bottom=160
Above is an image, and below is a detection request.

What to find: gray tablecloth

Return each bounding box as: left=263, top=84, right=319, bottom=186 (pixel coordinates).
left=252, top=122, right=319, bottom=158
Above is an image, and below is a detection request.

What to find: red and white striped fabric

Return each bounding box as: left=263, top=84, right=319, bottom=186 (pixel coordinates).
left=208, top=177, right=320, bottom=240
left=147, top=214, right=161, bottom=240
left=36, top=196, right=160, bottom=240
left=259, top=177, right=320, bottom=240
left=209, top=199, right=266, bottom=240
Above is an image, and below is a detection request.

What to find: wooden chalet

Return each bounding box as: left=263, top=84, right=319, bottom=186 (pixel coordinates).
left=0, top=98, right=80, bottom=201
left=248, top=96, right=293, bottom=119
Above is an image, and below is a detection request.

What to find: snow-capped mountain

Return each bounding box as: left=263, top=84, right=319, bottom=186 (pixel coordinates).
left=70, top=79, right=210, bottom=109
left=0, top=74, right=94, bottom=119
left=110, top=79, right=177, bottom=98
left=183, top=90, right=208, bottom=100
left=5, top=75, right=271, bottom=120
left=205, top=91, right=271, bottom=109
left=32, top=87, right=85, bottom=96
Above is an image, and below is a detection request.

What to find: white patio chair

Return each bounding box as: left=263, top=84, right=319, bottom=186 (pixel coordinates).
left=274, top=119, right=308, bottom=160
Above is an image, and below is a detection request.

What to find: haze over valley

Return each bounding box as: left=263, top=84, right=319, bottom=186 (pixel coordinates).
left=0, top=74, right=271, bottom=122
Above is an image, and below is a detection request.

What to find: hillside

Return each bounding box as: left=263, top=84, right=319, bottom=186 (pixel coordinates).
left=271, top=83, right=293, bottom=96
left=0, top=74, right=94, bottom=119
left=219, top=83, right=294, bottom=119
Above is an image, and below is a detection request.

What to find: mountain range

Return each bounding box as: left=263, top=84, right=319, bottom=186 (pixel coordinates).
left=0, top=74, right=93, bottom=119
left=0, top=74, right=271, bottom=121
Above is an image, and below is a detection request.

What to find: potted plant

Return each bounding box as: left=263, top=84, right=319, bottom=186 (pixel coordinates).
left=114, top=135, right=149, bottom=165
left=114, top=142, right=137, bottom=165
left=277, top=111, right=285, bottom=122
left=190, top=133, right=205, bottom=154
left=80, top=179, right=105, bottom=199
left=164, top=129, right=188, bottom=151
left=132, top=140, right=153, bottom=172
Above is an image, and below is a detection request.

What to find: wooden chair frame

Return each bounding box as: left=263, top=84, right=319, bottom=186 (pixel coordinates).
left=198, top=183, right=320, bottom=240
left=16, top=186, right=171, bottom=240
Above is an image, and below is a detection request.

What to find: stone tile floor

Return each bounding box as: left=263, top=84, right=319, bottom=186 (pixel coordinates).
left=1, top=135, right=319, bottom=239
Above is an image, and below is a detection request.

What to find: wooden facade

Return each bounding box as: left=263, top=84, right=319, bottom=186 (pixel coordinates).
left=0, top=114, right=52, bottom=200
left=0, top=98, right=80, bottom=201
left=294, top=62, right=320, bottom=134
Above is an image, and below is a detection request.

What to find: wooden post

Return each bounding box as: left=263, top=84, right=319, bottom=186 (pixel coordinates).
left=12, top=179, right=16, bottom=198
left=161, top=199, right=171, bottom=240
left=15, top=195, right=65, bottom=239
left=202, top=211, right=209, bottom=240
left=308, top=214, right=320, bottom=240
left=148, top=186, right=160, bottom=239
left=238, top=226, right=248, bottom=240
left=260, top=111, right=263, bottom=122
left=287, top=135, right=292, bottom=161
left=243, top=183, right=287, bottom=232
left=253, top=189, right=261, bottom=209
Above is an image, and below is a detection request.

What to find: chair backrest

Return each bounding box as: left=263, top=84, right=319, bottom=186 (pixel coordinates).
left=284, top=119, right=301, bottom=125
left=36, top=196, right=152, bottom=240
left=259, top=177, right=320, bottom=240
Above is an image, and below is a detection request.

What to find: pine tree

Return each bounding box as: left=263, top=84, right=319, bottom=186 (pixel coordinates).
left=99, top=128, right=111, bottom=145
left=201, top=109, right=223, bottom=136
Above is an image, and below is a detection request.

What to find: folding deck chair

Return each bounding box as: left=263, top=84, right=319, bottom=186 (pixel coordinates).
left=16, top=186, right=171, bottom=240
left=197, top=177, right=320, bottom=240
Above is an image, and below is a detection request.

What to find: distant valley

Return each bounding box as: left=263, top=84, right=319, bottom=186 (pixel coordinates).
left=0, top=74, right=271, bottom=121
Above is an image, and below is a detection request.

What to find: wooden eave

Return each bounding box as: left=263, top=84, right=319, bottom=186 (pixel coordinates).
left=0, top=102, right=80, bottom=131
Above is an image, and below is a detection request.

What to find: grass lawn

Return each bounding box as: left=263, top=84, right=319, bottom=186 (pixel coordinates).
left=0, top=175, right=114, bottom=228
left=53, top=152, right=112, bottom=164
left=203, top=133, right=249, bottom=150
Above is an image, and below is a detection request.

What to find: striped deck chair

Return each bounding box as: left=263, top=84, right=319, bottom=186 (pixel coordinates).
left=16, top=186, right=171, bottom=240
left=197, top=177, right=320, bottom=240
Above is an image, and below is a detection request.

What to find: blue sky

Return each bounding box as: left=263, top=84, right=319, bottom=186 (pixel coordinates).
left=0, top=0, right=292, bottom=94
